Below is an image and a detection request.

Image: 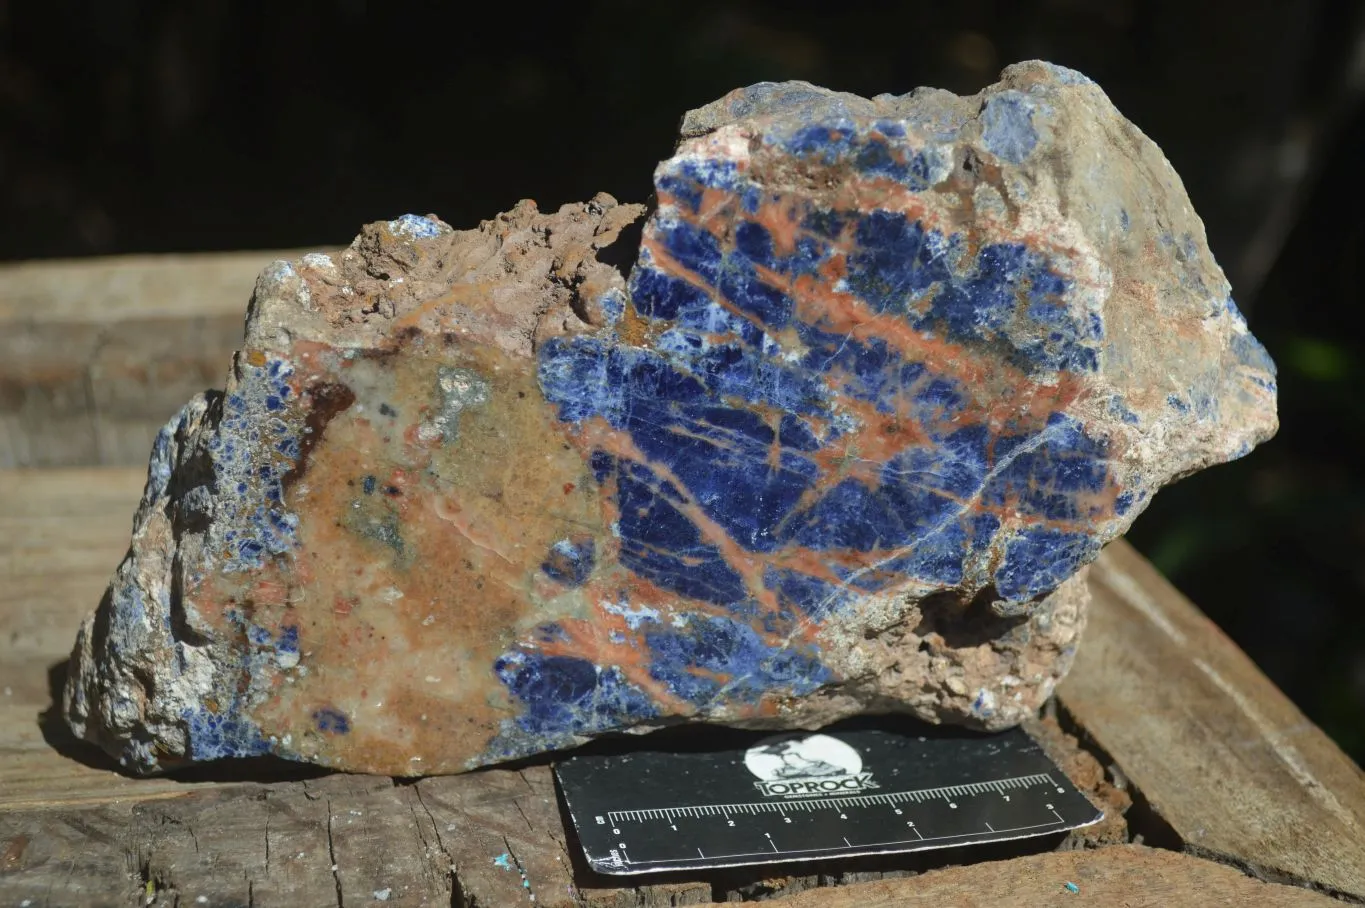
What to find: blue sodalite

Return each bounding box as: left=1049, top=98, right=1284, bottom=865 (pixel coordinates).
left=276, top=625, right=300, bottom=656
left=181, top=705, right=271, bottom=761
left=174, top=609, right=303, bottom=763
left=387, top=213, right=449, bottom=239
left=643, top=615, right=832, bottom=704
left=542, top=537, right=596, bottom=586
left=1231, top=328, right=1277, bottom=378
left=143, top=403, right=197, bottom=505
left=611, top=456, right=750, bottom=605
left=540, top=224, right=1112, bottom=598
left=993, top=527, right=1096, bottom=604
left=206, top=357, right=301, bottom=572
left=981, top=91, right=1043, bottom=164
left=780, top=122, right=935, bottom=190
left=313, top=707, right=351, bottom=734
left=980, top=413, right=1112, bottom=524
left=763, top=568, right=855, bottom=620
left=655, top=158, right=741, bottom=214
left=490, top=98, right=1139, bottom=752
left=485, top=653, right=662, bottom=759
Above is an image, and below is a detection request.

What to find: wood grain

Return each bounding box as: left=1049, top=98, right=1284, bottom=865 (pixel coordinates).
left=1060, top=542, right=1365, bottom=899
left=0, top=251, right=313, bottom=325
left=766, top=845, right=1344, bottom=907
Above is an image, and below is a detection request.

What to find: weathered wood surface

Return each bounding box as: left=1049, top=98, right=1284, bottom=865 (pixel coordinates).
left=0, top=250, right=307, bottom=469
left=0, top=251, right=309, bottom=324
left=0, top=769, right=715, bottom=908
left=2, top=466, right=1362, bottom=905
left=772, top=845, right=1345, bottom=907
left=1060, top=543, right=1365, bottom=899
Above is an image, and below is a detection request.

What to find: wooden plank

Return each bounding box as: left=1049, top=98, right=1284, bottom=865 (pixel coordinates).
left=0, top=321, right=104, bottom=468
left=0, top=312, right=245, bottom=469
left=0, top=251, right=308, bottom=324
left=764, top=845, right=1344, bottom=907
left=87, top=315, right=245, bottom=466
left=0, top=803, right=144, bottom=908
left=414, top=769, right=584, bottom=907
left=0, top=766, right=719, bottom=907
left=415, top=766, right=716, bottom=907
left=4, top=810, right=1345, bottom=908
left=1059, top=542, right=1365, bottom=900
left=0, top=469, right=142, bottom=660
left=0, top=251, right=310, bottom=469
left=0, top=780, right=450, bottom=907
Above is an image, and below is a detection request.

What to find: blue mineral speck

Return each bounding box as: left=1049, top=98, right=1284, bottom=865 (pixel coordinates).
left=313, top=707, right=351, bottom=734
left=387, top=213, right=447, bottom=239
left=981, top=92, right=1041, bottom=164
left=541, top=537, right=596, bottom=586
left=276, top=625, right=300, bottom=655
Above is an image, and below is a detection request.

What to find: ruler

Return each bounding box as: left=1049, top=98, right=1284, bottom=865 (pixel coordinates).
left=555, top=723, right=1101, bottom=875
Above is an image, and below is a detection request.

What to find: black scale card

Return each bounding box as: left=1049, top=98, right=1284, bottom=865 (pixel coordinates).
left=555, top=724, right=1101, bottom=874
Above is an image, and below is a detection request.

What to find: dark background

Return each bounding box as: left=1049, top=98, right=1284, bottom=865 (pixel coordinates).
left=2, top=1, right=1362, bottom=763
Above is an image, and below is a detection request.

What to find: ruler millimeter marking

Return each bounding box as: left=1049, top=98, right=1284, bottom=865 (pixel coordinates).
left=555, top=724, right=1101, bottom=875
left=606, top=772, right=1058, bottom=823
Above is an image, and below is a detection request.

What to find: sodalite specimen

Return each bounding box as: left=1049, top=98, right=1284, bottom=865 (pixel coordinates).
left=65, top=61, right=1277, bottom=776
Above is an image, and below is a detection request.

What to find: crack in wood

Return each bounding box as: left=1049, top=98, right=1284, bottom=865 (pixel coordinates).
left=325, top=797, right=344, bottom=908
left=261, top=791, right=271, bottom=880
left=413, top=783, right=458, bottom=897
left=499, top=834, right=534, bottom=904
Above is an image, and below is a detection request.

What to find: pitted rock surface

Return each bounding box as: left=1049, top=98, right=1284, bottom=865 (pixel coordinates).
left=65, top=61, right=1276, bottom=775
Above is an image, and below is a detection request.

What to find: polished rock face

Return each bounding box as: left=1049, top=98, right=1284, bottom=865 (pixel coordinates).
left=65, top=62, right=1277, bottom=775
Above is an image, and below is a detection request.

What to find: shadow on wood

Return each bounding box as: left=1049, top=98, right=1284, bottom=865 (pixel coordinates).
left=40, top=657, right=333, bottom=787
left=37, top=658, right=124, bottom=776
